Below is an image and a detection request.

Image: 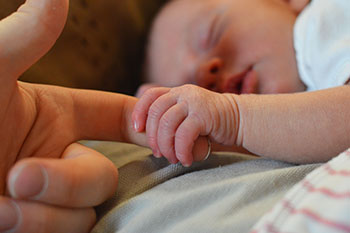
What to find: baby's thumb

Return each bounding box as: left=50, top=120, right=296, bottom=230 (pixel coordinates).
left=0, top=0, right=69, bottom=78
left=192, top=136, right=211, bottom=162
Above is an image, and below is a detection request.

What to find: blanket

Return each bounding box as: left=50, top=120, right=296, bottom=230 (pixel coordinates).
left=251, top=148, right=350, bottom=233
left=84, top=141, right=320, bottom=233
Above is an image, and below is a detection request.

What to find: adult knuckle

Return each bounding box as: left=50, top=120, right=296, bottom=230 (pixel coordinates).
left=58, top=170, right=81, bottom=206
left=31, top=208, right=53, bottom=233
left=101, top=159, right=119, bottom=198
left=86, top=208, right=97, bottom=230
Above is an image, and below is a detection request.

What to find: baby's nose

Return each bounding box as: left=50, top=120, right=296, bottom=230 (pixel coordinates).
left=196, top=58, right=223, bottom=92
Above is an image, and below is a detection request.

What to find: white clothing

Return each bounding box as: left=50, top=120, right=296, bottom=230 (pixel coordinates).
left=294, top=0, right=350, bottom=91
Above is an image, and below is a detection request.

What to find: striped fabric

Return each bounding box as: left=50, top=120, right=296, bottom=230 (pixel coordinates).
left=250, top=149, right=350, bottom=233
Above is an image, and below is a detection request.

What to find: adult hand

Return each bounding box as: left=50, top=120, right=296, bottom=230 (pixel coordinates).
left=1, top=143, right=117, bottom=233
left=0, top=0, right=146, bottom=232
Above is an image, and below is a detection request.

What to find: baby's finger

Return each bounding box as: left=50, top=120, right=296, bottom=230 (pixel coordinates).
left=7, top=143, right=118, bottom=207
left=132, top=87, right=170, bottom=133
left=135, top=83, right=161, bottom=98
left=175, top=118, right=203, bottom=167
left=0, top=0, right=68, bottom=79
left=0, top=197, right=95, bottom=233
left=157, top=103, right=187, bottom=163
left=146, top=94, right=177, bottom=159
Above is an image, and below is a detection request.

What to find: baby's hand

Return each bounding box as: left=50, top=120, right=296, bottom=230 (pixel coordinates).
left=132, top=84, right=241, bottom=166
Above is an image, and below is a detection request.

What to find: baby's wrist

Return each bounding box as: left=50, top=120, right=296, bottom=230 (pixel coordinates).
left=220, top=93, right=243, bottom=146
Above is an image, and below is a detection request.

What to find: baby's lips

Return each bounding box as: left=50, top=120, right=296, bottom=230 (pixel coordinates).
left=241, top=69, right=258, bottom=94
left=222, top=67, right=258, bottom=94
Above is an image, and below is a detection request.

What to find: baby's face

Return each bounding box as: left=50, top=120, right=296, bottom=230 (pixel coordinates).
left=146, top=0, right=306, bottom=94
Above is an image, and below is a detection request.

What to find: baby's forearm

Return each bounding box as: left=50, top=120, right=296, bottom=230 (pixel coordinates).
left=230, top=85, right=350, bottom=163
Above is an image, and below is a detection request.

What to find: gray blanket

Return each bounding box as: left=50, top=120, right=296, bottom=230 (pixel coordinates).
left=84, top=141, right=320, bottom=233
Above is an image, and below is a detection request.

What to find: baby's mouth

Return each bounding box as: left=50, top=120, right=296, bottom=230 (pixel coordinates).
left=223, top=67, right=258, bottom=94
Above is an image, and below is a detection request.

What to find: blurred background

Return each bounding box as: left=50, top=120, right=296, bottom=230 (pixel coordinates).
left=0, top=0, right=166, bottom=95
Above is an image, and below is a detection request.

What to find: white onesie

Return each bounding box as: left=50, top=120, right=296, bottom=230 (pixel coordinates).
left=294, top=0, right=350, bottom=91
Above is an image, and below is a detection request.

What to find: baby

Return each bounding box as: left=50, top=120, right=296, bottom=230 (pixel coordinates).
left=132, top=0, right=350, bottom=167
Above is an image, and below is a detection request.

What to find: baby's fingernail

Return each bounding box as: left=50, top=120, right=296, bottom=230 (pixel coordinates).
left=182, top=162, right=191, bottom=167
left=153, top=149, right=161, bottom=158
left=133, top=120, right=140, bottom=132
left=169, top=157, right=179, bottom=164
left=0, top=198, right=19, bottom=231
left=9, top=163, right=48, bottom=199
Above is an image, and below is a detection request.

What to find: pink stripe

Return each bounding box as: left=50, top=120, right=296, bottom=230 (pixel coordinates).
left=281, top=200, right=350, bottom=232
left=265, top=223, right=294, bottom=233
left=324, top=164, right=350, bottom=176
left=251, top=222, right=297, bottom=233
left=302, top=180, right=350, bottom=198
left=265, top=224, right=281, bottom=233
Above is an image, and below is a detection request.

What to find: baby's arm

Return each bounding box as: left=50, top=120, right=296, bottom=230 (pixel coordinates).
left=236, top=85, right=350, bottom=163
left=133, top=84, right=350, bottom=165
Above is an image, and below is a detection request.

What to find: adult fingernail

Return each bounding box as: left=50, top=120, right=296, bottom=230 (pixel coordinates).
left=9, top=163, right=48, bottom=199
left=0, top=199, right=19, bottom=231
left=133, top=120, right=140, bottom=132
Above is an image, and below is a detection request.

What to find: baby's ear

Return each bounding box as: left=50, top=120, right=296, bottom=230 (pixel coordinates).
left=284, top=0, right=310, bottom=14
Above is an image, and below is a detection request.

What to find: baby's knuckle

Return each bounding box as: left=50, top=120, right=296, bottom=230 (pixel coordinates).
left=159, top=116, right=173, bottom=130
left=171, top=84, right=195, bottom=94
left=147, top=136, right=158, bottom=148
left=148, top=104, right=162, bottom=120
left=175, top=146, right=188, bottom=160
left=175, top=130, right=190, bottom=143
left=182, top=84, right=196, bottom=89
left=142, top=87, right=161, bottom=99
left=161, top=146, right=175, bottom=158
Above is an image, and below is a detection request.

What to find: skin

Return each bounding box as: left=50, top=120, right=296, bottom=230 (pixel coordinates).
left=0, top=1, right=210, bottom=230
left=133, top=84, right=350, bottom=167
left=132, top=0, right=350, bottom=166
left=0, top=0, right=179, bottom=232
left=0, top=0, right=144, bottom=231
left=140, top=0, right=308, bottom=95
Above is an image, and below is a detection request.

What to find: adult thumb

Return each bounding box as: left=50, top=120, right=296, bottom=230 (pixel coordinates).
left=0, top=0, right=69, bottom=78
